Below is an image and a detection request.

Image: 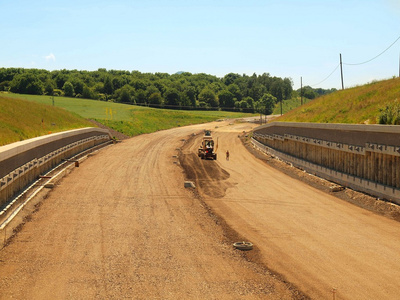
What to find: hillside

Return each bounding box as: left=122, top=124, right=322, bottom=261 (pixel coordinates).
left=0, top=93, right=253, bottom=146
left=275, top=77, right=400, bottom=124
left=0, top=95, right=93, bottom=146
left=272, top=96, right=313, bottom=115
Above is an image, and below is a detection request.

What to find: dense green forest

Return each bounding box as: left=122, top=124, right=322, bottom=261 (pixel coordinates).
left=0, top=68, right=334, bottom=114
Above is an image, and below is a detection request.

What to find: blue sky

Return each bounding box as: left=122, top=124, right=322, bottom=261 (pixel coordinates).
left=1, top=0, right=399, bottom=89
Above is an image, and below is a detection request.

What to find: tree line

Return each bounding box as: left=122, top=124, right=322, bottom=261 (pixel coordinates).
left=0, top=67, right=333, bottom=114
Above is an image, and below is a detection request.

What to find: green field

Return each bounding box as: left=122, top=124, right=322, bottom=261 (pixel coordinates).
left=0, top=93, right=254, bottom=145
left=4, top=76, right=397, bottom=146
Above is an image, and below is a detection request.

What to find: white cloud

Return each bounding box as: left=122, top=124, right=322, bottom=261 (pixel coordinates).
left=44, top=53, right=56, bottom=62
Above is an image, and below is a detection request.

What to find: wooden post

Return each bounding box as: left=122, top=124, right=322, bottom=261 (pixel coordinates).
left=323, top=147, right=328, bottom=167
left=378, top=153, right=383, bottom=184
left=340, top=54, right=344, bottom=90
left=397, top=156, right=400, bottom=188
left=383, top=154, right=387, bottom=186
left=390, top=156, right=395, bottom=187
left=349, top=151, right=354, bottom=176
left=355, top=153, right=360, bottom=177
left=367, top=152, right=372, bottom=181
left=300, top=76, right=303, bottom=105
left=393, top=155, right=397, bottom=187
left=375, top=152, right=379, bottom=182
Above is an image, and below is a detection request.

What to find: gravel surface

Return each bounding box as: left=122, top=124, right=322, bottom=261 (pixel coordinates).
left=1, top=120, right=399, bottom=299
left=0, top=121, right=303, bottom=300
left=179, top=122, right=400, bottom=300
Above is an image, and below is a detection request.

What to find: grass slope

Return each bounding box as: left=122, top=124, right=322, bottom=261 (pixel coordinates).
left=1, top=93, right=253, bottom=143
left=0, top=95, right=93, bottom=146
left=275, top=77, right=400, bottom=124
left=272, top=97, right=313, bottom=115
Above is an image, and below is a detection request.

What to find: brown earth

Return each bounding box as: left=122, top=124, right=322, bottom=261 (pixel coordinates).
left=178, top=121, right=400, bottom=300
left=0, top=121, right=304, bottom=300
left=241, top=135, right=400, bottom=223
left=0, top=119, right=400, bottom=299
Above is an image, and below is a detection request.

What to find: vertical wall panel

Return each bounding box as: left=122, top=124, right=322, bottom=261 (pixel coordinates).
left=253, top=126, right=400, bottom=191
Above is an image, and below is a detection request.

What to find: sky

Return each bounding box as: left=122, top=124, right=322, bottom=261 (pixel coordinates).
left=1, top=0, right=399, bottom=90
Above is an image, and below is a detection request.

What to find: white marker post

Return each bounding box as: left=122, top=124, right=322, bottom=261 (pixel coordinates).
left=332, top=288, right=337, bottom=300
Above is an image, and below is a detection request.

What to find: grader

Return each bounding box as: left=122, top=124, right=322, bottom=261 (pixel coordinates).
left=198, top=130, right=217, bottom=160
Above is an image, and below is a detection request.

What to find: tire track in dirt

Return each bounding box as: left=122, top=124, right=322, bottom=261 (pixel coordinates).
left=180, top=152, right=233, bottom=198
left=179, top=131, right=310, bottom=300
left=0, top=122, right=307, bottom=299
left=191, top=125, right=400, bottom=300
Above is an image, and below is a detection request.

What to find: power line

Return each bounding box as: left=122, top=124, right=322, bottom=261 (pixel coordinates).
left=308, top=35, right=400, bottom=88
left=310, top=64, right=340, bottom=87
left=344, top=35, right=400, bottom=66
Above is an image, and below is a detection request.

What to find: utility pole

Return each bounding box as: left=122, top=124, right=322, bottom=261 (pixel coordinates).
left=340, top=53, right=344, bottom=90
left=300, top=77, right=303, bottom=105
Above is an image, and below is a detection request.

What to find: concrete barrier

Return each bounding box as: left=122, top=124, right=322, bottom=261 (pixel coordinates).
left=252, top=122, right=400, bottom=204
left=0, top=127, right=112, bottom=208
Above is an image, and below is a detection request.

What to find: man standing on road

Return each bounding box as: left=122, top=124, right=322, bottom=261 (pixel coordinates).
left=226, top=150, right=230, bottom=161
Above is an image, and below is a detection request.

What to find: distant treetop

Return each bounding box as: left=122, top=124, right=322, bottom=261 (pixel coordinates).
left=0, top=67, right=295, bottom=113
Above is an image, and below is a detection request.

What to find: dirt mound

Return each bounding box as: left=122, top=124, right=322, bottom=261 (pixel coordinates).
left=179, top=152, right=234, bottom=198
left=178, top=131, right=236, bottom=198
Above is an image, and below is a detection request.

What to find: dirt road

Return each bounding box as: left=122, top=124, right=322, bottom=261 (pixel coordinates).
left=180, top=122, right=400, bottom=300
left=1, top=120, right=400, bottom=299
left=0, top=121, right=302, bottom=300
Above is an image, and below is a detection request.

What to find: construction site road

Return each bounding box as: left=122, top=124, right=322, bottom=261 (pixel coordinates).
left=1, top=119, right=400, bottom=299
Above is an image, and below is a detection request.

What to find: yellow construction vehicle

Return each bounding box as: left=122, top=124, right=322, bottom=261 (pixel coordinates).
left=198, top=130, right=217, bottom=160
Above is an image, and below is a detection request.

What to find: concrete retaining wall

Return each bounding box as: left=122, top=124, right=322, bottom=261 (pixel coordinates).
left=0, top=128, right=112, bottom=207
left=253, top=122, right=400, bottom=204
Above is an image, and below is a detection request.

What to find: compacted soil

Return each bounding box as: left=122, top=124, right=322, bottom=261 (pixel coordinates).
left=0, top=121, right=303, bottom=300
left=1, top=120, right=400, bottom=299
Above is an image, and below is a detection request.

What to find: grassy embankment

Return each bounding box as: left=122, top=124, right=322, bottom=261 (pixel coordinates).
left=272, top=97, right=313, bottom=116
left=4, top=77, right=397, bottom=146
left=0, top=95, right=93, bottom=146
left=0, top=93, right=253, bottom=146
left=275, top=77, right=400, bottom=124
